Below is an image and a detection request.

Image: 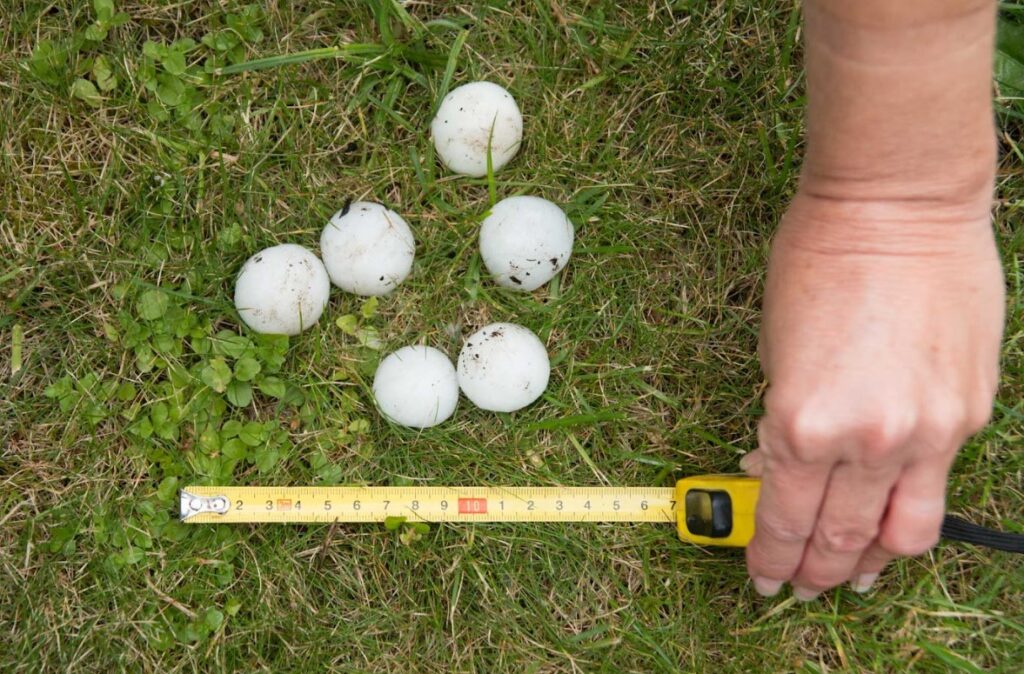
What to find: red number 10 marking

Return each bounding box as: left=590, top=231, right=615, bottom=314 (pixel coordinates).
left=458, top=498, right=487, bottom=514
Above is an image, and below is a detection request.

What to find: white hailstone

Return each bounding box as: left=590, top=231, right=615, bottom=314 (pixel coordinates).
left=373, top=345, right=459, bottom=428
left=430, top=81, right=523, bottom=177
left=320, top=201, right=416, bottom=296
left=457, top=323, right=550, bottom=413
left=233, top=243, right=331, bottom=335
left=479, top=195, right=574, bottom=291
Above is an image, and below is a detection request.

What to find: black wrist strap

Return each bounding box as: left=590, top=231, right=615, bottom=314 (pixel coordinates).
left=941, top=515, right=1024, bottom=554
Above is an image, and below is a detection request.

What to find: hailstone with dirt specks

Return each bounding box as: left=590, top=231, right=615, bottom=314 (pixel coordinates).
left=479, top=195, right=574, bottom=291
left=430, top=81, right=523, bottom=177
left=373, top=345, right=459, bottom=428
left=457, top=323, right=550, bottom=412
left=320, top=202, right=416, bottom=296
left=234, top=243, right=331, bottom=335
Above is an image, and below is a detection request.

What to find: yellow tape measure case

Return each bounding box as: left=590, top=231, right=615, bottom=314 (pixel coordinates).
left=675, top=475, right=760, bottom=547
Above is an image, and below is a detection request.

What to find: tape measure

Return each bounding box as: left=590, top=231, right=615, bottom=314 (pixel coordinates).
left=180, top=474, right=1024, bottom=552
left=181, top=474, right=760, bottom=547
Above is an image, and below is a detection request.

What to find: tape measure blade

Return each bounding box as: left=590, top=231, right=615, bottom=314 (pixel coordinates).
left=181, top=486, right=678, bottom=524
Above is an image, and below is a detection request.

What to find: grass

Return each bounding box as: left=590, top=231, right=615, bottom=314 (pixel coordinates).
left=2, top=0, right=1023, bottom=671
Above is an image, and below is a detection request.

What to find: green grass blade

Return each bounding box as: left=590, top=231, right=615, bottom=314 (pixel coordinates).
left=10, top=324, right=23, bottom=376
left=434, top=30, right=469, bottom=115
left=486, top=115, right=497, bottom=205
left=217, top=44, right=388, bottom=75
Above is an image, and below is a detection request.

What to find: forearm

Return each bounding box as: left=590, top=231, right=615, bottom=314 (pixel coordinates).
left=798, top=0, right=997, bottom=219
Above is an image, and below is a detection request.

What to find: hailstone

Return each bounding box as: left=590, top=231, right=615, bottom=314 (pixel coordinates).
left=233, top=243, right=331, bottom=335
left=320, top=202, right=416, bottom=296
left=480, top=195, right=574, bottom=291
left=373, top=345, right=459, bottom=428
left=430, top=81, right=523, bottom=177
left=457, top=323, right=550, bottom=412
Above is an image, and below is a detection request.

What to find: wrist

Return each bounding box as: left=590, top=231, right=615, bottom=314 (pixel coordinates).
left=777, top=189, right=999, bottom=258
left=796, top=162, right=996, bottom=217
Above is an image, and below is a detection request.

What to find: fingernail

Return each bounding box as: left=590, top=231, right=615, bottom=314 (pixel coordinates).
left=793, top=586, right=820, bottom=602
left=739, top=454, right=752, bottom=471
left=851, top=573, right=879, bottom=594
left=753, top=576, right=784, bottom=597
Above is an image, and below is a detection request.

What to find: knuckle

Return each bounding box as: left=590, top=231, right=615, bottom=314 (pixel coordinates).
left=781, top=407, right=834, bottom=462
left=921, top=403, right=967, bottom=445
left=881, top=529, right=940, bottom=557
left=773, top=399, right=917, bottom=464
left=965, top=402, right=993, bottom=435
left=757, top=512, right=814, bottom=544
left=859, top=413, right=915, bottom=461
left=814, top=521, right=878, bottom=555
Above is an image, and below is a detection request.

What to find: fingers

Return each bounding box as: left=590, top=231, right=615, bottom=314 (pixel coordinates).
left=745, top=417, right=955, bottom=599
left=745, top=457, right=830, bottom=597
left=848, top=454, right=954, bottom=593
left=848, top=543, right=891, bottom=593
left=789, top=463, right=899, bottom=600
left=876, top=454, right=952, bottom=556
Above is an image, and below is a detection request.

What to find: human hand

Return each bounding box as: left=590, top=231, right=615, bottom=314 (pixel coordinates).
left=742, top=192, right=1004, bottom=600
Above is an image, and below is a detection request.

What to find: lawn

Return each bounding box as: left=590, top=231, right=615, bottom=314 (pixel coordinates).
left=2, top=1, right=1023, bottom=671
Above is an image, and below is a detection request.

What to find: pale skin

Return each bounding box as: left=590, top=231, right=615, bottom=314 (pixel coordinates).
left=743, top=0, right=1005, bottom=599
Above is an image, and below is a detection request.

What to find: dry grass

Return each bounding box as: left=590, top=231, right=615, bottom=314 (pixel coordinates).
left=1, top=1, right=1022, bottom=671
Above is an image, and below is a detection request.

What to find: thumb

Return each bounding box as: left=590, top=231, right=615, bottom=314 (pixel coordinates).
left=739, top=449, right=765, bottom=477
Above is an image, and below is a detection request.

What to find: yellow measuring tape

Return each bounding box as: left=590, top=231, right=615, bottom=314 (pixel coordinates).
left=181, top=475, right=761, bottom=547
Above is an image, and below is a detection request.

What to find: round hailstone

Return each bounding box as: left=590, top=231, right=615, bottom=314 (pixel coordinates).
left=320, top=201, right=415, bottom=296
left=479, top=195, right=575, bottom=291
left=233, top=243, right=330, bottom=335
left=373, top=345, right=459, bottom=428
left=457, top=323, right=550, bottom=412
left=430, top=81, right=523, bottom=177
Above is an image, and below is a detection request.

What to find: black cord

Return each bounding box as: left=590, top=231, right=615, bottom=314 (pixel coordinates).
left=941, top=515, right=1024, bottom=554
